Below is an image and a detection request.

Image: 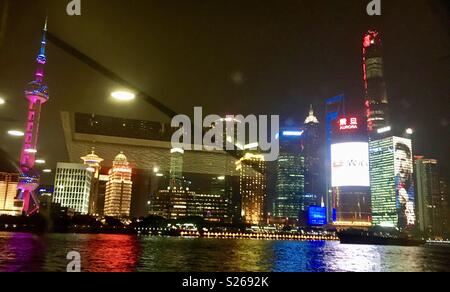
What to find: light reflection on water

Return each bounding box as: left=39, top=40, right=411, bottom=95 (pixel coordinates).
left=0, top=232, right=449, bottom=272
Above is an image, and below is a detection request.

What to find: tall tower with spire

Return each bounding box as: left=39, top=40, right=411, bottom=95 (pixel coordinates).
left=303, top=105, right=323, bottom=206
left=363, top=30, right=389, bottom=134
left=16, top=19, right=49, bottom=216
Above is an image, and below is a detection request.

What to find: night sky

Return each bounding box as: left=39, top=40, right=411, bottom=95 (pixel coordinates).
left=0, top=0, right=448, bottom=181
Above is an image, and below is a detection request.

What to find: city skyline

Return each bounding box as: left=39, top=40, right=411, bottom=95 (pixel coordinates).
left=0, top=0, right=449, bottom=274
left=0, top=0, right=448, bottom=182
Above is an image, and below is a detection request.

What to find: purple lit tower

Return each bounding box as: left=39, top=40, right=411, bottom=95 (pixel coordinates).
left=16, top=19, right=49, bottom=216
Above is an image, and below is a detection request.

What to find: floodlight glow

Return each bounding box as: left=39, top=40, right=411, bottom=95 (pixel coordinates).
left=7, top=130, right=24, bottom=137
left=282, top=131, right=304, bottom=137
left=111, top=91, right=136, bottom=101
left=377, top=126, right=392, bottom=134
left=244, top=142, right=259, bottom=150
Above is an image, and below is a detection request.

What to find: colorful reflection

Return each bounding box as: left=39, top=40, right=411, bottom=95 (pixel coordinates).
left=0, top=232, right=45, bottom=272
left=1, top=233, right=450, bottom=272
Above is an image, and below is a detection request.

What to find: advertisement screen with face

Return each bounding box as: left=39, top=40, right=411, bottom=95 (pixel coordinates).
left=393, top=137, right=415, bottom=228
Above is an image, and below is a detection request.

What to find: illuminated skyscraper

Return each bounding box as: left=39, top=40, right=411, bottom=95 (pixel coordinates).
left=363, top=30, right=389, bottom=133
left=0, top=173, right=21, bottom=216
left=304, top=105, right=323, bottom=206
left=331, top=115, right=372, bottom=228
left=165, top=148, right=189, bottom=219
left=104, top=152, right=133, bottom=218
left=236, top=153, right=267, bottom=225
left=16, top=20, right=49, bottom=216
left=325, top=95, right=346, bottom=222
left=149, top=148, right=189, bottom=219
left=369, top=136, right=416, bottom=229
left=415, top=157, right=446, bottom=237
left=273, top=129, right=306, bottom=224
left=439, top=180, right=450, bottom=236
left=81, top=148, right=104, bottom=215
left=53, top=163, right=92, bottom=214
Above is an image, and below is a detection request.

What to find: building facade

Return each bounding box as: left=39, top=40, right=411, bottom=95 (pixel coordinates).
left=304, top=105, right=323, bottom=206
left=81, top=149, right=104, bottom=215
left=149, top=149, right=234, bottom=223
left=415, top=157, right=446, bottom=237
left=52, top=163, right=92, bottom=214
left=0, top=173, right=21, bottom=216
left=329, top=114, right=372, bottom=228
left=363, top=30, right=390, bottom=134
left=369, top=136, right=416, bottom=229
left=237, top=153, right=267, bottom=226
left=104, top=152, right=133, bottom=218
left=273, top=129, right=306, bottom=224
left=325, top=95, right=346, bottom=223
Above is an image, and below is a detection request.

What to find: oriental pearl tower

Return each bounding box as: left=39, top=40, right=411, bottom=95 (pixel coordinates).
left=16, top=19, right=49, bottom=216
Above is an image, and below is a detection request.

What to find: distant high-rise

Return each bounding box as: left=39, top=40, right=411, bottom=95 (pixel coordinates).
left=155, top=148, right=189, bottom=219
left=81, top=148, right=104, bottom=215
left=273, top=129, right=306, bottom=225
left=330, top=115, right=372, bottom=228
left=369, top=136, right=416, bottom=229
left=439, top=179, right=450, bottom=236
left=16, top=20, right=49, bottom=216
left=149, top=149, right=233, bottom=223
left=304, top=105, right=323, bottom=205
left=104, top=152, right=133, bottom=218
left=0, top=173, right=21, bottom=216
left=363, top=30, right=389, bottom=133
left=53, top=163, right=92, bottom=214
left=237, top=152, right=267, bottom=225
left=415, top=157, right=446, bottom=237
left=325, top=95, right=346, bottom=223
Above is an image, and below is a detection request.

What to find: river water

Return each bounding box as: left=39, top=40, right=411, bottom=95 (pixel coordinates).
left=0, top=232, right=449, bottom=272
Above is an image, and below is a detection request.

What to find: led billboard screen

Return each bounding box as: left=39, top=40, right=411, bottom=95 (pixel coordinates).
left=331, top=142, right=370, bottom=187
left=393, top=137, right=415, bottom=228
left=308, top=206, right=327, bottom=226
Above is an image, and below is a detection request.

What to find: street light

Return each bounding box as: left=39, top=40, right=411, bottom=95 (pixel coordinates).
left=406, top=128, right=414, bottom=135
left=111, top=90, right=136, bottom=102
left=0, top=97, right=5, bottom=105
left=7, top=130, right=24, bottom=137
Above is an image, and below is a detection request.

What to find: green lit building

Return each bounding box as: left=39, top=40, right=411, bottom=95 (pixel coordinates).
left=369, top=136, right=416, bottom=229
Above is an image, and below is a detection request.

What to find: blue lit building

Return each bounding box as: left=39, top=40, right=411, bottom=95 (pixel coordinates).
left=325, top=95, right=346, bottom=223
left=273, top=129, right=309, bottom=225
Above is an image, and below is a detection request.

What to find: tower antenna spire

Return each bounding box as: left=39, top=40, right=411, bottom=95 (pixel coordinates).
left=16, top=17, right=50, bottom=216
